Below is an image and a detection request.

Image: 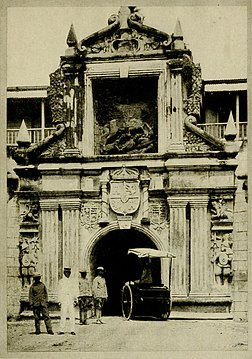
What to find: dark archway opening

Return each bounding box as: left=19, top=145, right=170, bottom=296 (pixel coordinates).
left=90, top=229, right=161, bottom=316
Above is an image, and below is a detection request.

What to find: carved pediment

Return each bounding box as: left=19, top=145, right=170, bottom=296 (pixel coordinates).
left=79, top=7, right=171, bottom=57
left=83, top=28, right=169, bottom=56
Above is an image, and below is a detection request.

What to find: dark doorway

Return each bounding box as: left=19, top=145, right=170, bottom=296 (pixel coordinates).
left=90, top=229, right=161, bottom=316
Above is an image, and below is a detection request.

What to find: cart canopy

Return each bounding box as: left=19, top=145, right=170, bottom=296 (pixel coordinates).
left=128, top=248, right=176, bottom=258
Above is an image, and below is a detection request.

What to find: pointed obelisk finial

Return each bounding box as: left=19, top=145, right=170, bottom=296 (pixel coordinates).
left=172, top=18, right=184, bottom=50
left=17, top=120, right=31, bottom=147
left=225, top=111, right=237, bottom=141
left=174, top=18, right=183, bottom=39
left=67, top=24, right=77, bottom=47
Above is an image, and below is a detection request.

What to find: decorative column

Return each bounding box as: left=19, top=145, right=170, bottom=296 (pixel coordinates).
left=140, top=175, right=150, bottom=224
left=41, top=99, right=45, bottom=140
left=40, top=199, right=59, bottom=300
left=61, top=199, right=81, bottom=277
left=83, top=75, right=94, bottom=155
left=167, top=197, right=188, bottom=296
left=99, top=170, right=110, bottom=226
left=168, top=67, right=184, bottom=152
left=190, top=196, right=209, bottom=296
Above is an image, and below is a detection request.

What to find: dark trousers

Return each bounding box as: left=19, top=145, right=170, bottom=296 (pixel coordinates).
left=33, top=304, right=53, bottom=333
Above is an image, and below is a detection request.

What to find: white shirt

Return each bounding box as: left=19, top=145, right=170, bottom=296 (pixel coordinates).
left=58, top=275, right=79, bottom=303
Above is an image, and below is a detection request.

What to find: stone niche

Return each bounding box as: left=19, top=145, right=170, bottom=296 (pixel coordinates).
left=93, top=77, right=158, bottom=155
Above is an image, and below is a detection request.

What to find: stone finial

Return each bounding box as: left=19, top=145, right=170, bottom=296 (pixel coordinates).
left=17, top=120, right=31, bottom=147
left=172, top=18, right=184, bottom=50
left=224, top=111, right=237, bottom=141
left=118, top=6, right=131, bottom=28
left=67, top=24, right=77, bottom=47
left=173, top=18, right=183, bottom=39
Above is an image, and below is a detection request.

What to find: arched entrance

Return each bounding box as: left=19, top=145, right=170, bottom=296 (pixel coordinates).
left=90, top=228, right=161, bottom=316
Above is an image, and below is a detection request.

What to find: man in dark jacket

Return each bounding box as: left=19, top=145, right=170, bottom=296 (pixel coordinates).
left=29, top=272, right=54, bottom=335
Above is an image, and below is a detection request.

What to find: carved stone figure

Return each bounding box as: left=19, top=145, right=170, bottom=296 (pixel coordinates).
left=100, top=118, right=154, bottom=155
left=210, top=198, right=233, bottom=221
left=21, top=204, right=39, bottom=223
left=19, top=236, right=40, bottom=287
left=211, top=233, right=233, bottom=285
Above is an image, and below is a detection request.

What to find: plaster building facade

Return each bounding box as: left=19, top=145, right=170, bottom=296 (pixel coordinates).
left=7, top=7, right=248, bottom=320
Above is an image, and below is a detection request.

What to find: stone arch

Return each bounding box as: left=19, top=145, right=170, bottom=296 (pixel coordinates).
left=83, top=221, right=166, bottom=268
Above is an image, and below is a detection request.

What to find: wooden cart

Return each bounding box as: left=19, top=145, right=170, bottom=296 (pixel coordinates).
left=121, top=248, right=176, bottom=320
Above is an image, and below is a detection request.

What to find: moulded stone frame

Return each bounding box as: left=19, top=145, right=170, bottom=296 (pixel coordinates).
left=82, top=59, right=170, bottom=156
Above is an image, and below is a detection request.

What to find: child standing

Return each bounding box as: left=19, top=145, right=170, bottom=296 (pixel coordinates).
left=92, top=267, right=108, bottom=324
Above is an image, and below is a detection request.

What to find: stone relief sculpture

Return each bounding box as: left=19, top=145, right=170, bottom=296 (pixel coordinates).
left=47, top=68, right=65, bottom=124
left=19, top=202, right=40, bottom=287
left=100, top=117, right=155, bottom=155
left=19, top=236, right=40, bottom=286
left=211, top=233, right=233, bottom=285
left=182, top=54, right=202, bottom=118
left=150, top=202, right=168, bottom=234
left=210, top=198, right=233, bottom=221
left=21, top=203, right=39, bottom=223
left=109, top=166, right=140, bottom=216
left=80, top=203, right=101, bottom=230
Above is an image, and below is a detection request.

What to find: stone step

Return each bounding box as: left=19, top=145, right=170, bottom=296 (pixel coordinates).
left=15, top=311, right=233, bottom=321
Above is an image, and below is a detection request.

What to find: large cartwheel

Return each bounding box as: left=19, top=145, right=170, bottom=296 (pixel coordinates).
left=122, top=283, right=134, bottom=320
left=121, top=248, right=176, bottom=320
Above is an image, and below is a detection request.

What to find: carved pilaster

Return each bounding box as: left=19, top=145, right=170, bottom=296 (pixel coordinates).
left=99, top=180, right=109, bottom=226
left=61, top=199, right=81, bottom=277
left=168, top=68, right=184, bottom=152
left=140, top=177, right=150, bottom=225
left=189, top=196, right=209, bottom=295
left=167, top=197, right=187, bottom=296
left=40, top=200, right=59, bottom=296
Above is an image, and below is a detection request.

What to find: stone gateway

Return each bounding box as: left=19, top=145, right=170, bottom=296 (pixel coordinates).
left=7, top=6, right=247, bottom=321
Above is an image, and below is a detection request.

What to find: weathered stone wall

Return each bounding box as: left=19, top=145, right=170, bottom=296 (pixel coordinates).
left=232, top=177, right=248, bottom=321
left=7, top=195, right=22, bottom=318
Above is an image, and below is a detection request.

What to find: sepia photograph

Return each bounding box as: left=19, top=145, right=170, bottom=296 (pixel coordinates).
left=3, top=0, right=249, bottom=356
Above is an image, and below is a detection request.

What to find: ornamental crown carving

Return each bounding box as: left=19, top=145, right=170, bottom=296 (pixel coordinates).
left=110, top=166, right=139, bottom=180
left=78, top=6, right=171, bottom=56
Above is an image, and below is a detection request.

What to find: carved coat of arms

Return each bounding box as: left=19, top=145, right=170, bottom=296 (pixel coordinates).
left=109, top=180, right=140, bottom=215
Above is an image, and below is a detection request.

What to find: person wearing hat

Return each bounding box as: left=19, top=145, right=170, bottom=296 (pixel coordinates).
left=58, top=267, right=79, bottom=335
left=92, top=267, right=108, bottom=324
left=29, top=272, right=54, bottom=335
left=78, top=269, right=93, bottom=325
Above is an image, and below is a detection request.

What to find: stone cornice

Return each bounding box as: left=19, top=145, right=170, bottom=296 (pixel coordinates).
left=167, top=196, right=189, bottom=207
left=167, top=195, right=209, bottom=208
left=40, top=198, right=81, bottom=210
left=39, top=199, right=59, bottom=210
left=60, top=199, right=81, bottom=210
left=187, top=196, right=209, bottom=208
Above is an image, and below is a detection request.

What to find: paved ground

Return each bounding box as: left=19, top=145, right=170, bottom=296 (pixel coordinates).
left=7, top=316, right=248, bottom=353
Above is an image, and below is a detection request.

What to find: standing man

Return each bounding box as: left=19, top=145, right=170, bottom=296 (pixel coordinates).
left=29, top=272, right=54, bottom=335
left=78, top=269, right=93, bottom=325
left=58, top=267, right=78, bottom=335
left=92, top=266, right=108, bottom=324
